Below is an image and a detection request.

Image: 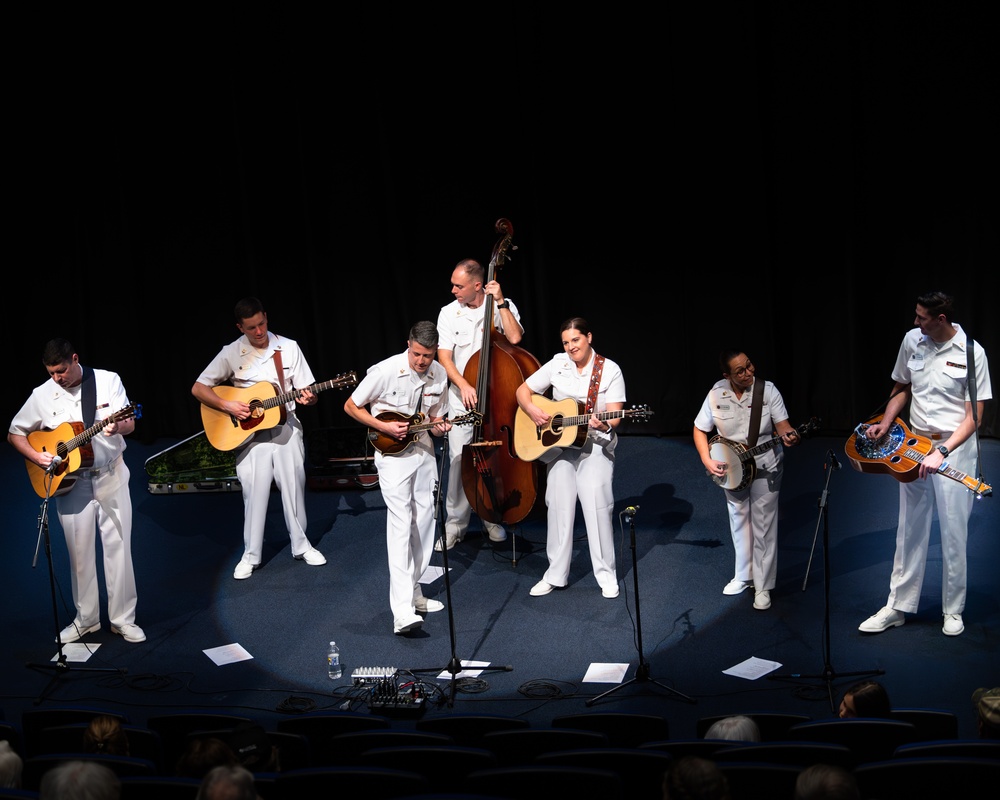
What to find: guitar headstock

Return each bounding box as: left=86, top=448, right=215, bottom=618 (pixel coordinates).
left=626, top=404, right=654, bottom=422
left=335, top=371, right=359, bottom=388
left=799, top=416, right=821, bottom=437
left=111, top=403, right=141, bottom=423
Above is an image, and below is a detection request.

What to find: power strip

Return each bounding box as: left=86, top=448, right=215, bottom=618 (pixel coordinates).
left=352, top=666, right=396, bottom=685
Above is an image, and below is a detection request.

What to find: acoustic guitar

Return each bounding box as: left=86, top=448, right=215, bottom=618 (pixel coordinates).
left=24, top=402, right=142, bottom=498
left=845, top=414, right=992, bottom=497
left=709, top=417, right=820, bottom=491
left=202, top=372, right=358, bottom=451
left=368, top=411, right=479, bottom=456
left=513, top=395, right=653, bottom=462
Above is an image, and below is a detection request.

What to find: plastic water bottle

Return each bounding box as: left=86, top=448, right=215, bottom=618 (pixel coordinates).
left=327, top=641, right=342, bottom=679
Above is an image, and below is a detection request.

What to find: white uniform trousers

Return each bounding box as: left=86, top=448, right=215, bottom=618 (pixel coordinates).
left=55, top=456, right=138, bottom=628
left=444, top=419, right=505, bottom=538
left=887, top=438, right=976, bottom=616
left=541, top=441, right=617, bottom=593
left=375, top=440, right=437, bottom=622
left=235, top=416, right=312, bottom=565
left=724, top=463, right=782, bottom=591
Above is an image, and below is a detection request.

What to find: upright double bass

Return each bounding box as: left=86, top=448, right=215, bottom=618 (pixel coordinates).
left=460, top=218, right=545, bottom=526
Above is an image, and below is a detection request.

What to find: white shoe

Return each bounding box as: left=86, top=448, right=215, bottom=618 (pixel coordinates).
left=530, top=580, right=555, bottom=597
left=57, top=620, right=100, bottom=643
left=434, top=533, right=463, bottom=552
left=486, top=524, right=507, bottom=543
left=393, top=614, right=423, bottom=635
left=295, top=548, right=327, bottom=566
left=753, top=590, right=771, bottom=610
left=942, top=614, right=964, bottom=636
left=233, top=559, right=257, bottom=580
left=602, top=585, right=620, bottom=599
left=111, top=623, right=146, bottom=643
left=415, top=597, right=444, bottom=613
left=859, top=606, right=905, bottom=633
left=723, top=578, right=751, bottom=596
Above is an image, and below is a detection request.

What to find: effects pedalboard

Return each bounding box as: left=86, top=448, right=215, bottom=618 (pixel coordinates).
left=352, top=667, right=426, bottom=717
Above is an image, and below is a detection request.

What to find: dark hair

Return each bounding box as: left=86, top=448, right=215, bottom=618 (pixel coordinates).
left=718, top=349, right=744, bottom=375
left=409, top=320, right=439, bottom=349
left=42, top=338, right=75, bottom=367
left=559, top=317, right=591, bottom=336
left=455, top=258, right=484, bottom=283
left=662, top=755, right=731, bottom=800
left=844, top=679, right=892, bottom=718
left=916, top=291, right=954, bottom=320
left=233, top=297, right=264, bottom=323
left=174, top=736, right=239, bottom=779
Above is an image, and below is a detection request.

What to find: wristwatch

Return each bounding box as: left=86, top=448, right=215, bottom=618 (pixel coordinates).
left=497, top=300, right=510, bottom=310
left=937, top=444, right=950, bottom=457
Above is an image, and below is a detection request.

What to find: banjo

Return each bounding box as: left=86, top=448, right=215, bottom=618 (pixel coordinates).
left=709, top=417, right=820, bottom=491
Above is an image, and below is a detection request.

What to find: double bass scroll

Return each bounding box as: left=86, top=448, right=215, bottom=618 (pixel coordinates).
left=460, top=218, right=545, bottom=526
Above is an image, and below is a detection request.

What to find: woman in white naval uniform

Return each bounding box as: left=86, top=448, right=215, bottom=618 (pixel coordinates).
left=692, top=350, right=800, bottom=612
left=343, top=321, right=451, bottom=635
left=515, top=317, right=624, bottom=599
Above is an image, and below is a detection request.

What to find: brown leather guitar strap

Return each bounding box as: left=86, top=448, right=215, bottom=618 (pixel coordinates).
left=272, top=349, right=284, bottom=391
left=586, top=354, right=606, bottom=415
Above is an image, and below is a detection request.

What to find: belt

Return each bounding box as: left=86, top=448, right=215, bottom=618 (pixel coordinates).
left=913, top=430, right=950, bottom=441
left=82, top=454, right=123, bottom=476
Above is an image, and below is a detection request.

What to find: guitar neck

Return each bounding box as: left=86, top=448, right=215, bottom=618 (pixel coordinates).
left=561, top=408, right=630, bottom=428
left=65, top=414, right=122, bottom=454
left=259, top=377, right=350, bottom=411
left=910, top=448, right=993, bottom=496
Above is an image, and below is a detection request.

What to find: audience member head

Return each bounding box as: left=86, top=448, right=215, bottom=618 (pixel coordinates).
left=225, top=722, right=279, bottom=772
left=704, top=715, right=761, bottom=742
left=39, top=759, right=121, bottom=800
left=794, top=763, right=861, bottom=800
left=174, top=736, right=239, bottom=779
left=195, top=764, right=258, bottom=800
left=838, top=680, right=891, bottom=718
left=83, top=715, right=130, bottom=756
left=0, top=740, right=23, bottom=789
left=662, top=755, right=731, bottom=800
left=973, top=687, right=1000, bottom=739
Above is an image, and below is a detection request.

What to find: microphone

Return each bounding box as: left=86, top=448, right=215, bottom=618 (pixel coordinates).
left=624, top=505, right=640, bottom=516
left=827, top=450, right=842, bottom=470
left=46, top=455, right=63, bottom=474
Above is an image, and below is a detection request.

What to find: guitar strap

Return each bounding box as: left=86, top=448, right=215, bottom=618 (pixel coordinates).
left=965, top=334, right=986, bottom=483
left=746, top=377, right=763, bottom=447
left=586, top=354, right=606, bottom=414
left=80, top=366, right=96, bottom=427
left=272, top=349, right=285, bottom=391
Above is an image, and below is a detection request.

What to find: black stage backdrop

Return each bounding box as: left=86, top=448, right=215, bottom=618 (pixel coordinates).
left=9, top=5, right=997, bottom=444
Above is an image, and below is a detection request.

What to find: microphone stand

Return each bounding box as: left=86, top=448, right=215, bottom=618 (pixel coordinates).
left=26, top=476, right=123, bottom=705
left=588, top=507, right=695, bottom=706
left=769, top=450, right=882, bottom=713
left=410, top=430, right=511, bottom=707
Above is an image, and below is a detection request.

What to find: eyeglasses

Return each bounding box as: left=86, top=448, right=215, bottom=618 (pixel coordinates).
left=730, top=360, right=754, bottom=377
